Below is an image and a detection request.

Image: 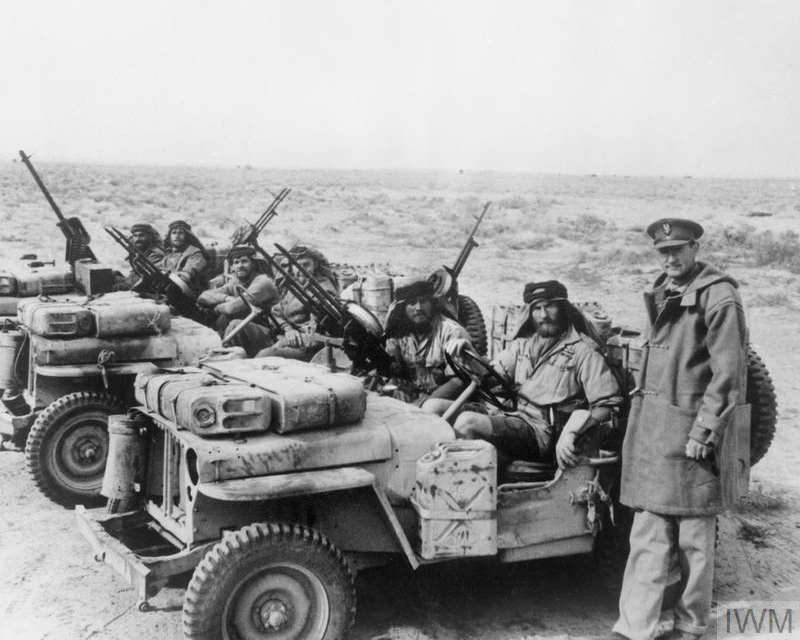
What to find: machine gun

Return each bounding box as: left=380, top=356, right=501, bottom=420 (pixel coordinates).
left=259, top=244, right=393, bottom=376
left=18, top=149, right=97, bottom=265
left=105, top=226, right=202, bottom=320
left=430, top=201, right=491, bottom=302
left=450, top=201, right=491, bottom=282
left=229, top=188, right=292, bottom=247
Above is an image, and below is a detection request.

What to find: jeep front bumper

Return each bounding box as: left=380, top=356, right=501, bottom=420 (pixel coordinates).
left=75, top=506, right=212, bottom=607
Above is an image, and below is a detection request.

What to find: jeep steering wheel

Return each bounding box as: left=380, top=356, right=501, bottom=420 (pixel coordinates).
left=444, top=349, right=516, bottom=411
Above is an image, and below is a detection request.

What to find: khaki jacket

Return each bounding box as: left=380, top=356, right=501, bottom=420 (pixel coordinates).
left=620, top=262, right=750, bottom=516
left=273, top=277, right=339, bottom=330
left=495, top=326, right=622, bottom=433
left=159, top=245, right=208, bottom=294
left=197, top=272, right=278, bottom=319
left=384, top=315, right=471, bottom=394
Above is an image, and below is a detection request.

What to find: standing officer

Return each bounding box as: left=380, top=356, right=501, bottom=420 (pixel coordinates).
left=609, top=219, right=751, bottom=640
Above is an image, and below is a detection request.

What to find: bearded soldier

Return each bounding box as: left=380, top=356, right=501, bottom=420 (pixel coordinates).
left=115, top=222, right=165, bottom=290
left=383, top=278, right=472, bottom=415
left=256, top=245, right=339, bottom=361
left=160, top=220, right=209, bottom=295
left=451, top=280, right=621, bottom=465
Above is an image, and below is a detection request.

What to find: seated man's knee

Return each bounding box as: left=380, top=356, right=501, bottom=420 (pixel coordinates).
left=420, top=398, right=452, bottom=416
left=453, top=412, right=492, bottom=440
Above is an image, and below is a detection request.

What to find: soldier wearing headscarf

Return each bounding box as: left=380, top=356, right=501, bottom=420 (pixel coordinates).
left=197, top=244, right=279, bottom=357
left=160, top=220, right=209, bottom=295
left=115, top=222, right=166, bottom=291
left=256, top=245, right=339, bottom=361
left=450, top=280, right=621, bottom=465
left=383, top=278, right=472, bottom=414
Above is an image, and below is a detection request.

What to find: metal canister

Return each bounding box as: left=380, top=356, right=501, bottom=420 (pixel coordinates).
left=0, top=326, right=25, bottom=390
left=361, top=275, right=393, bottom=323
left=101, top=412, right=150, bottom=501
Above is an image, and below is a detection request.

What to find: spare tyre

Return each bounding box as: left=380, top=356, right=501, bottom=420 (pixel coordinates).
left=746, top=346, right=778, bottom=466
left=457, top=295, right=487, bottom=356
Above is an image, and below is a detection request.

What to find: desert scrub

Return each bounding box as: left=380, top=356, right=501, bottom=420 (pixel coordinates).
left=706, top=224, right=800, bottom=273
left=496, top=195, right=528, bottom=210
left=506, top=233, right=555, bottom=251
left=543, top=214, right=616, bottom=242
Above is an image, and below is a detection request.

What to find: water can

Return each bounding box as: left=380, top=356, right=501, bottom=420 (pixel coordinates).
left=412, top=440, right=498, bottom=559
left=101, top=412, right=150, bottom=501
left=0, top=327, right=25, bottom=389
left=361, top=275, right=393, bottom=323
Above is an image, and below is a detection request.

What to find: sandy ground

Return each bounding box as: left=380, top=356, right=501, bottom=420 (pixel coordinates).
left=0, top=162, right=799, bottom=639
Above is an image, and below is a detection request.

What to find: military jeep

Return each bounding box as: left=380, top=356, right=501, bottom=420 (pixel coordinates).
left=77, top=352, right=632, bottom=640
left=0, top=291, right=221, bottom=507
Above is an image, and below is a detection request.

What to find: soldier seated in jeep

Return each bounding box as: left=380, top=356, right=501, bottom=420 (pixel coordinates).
left=450, top=280, right=622, bottom=466
left=197, top=244, right=279, bottom=357
left=255, top=244, right=340, bottom=361
left=384, top=278, right=473, bottom=415
left=159, top=220, right=209, bottom=295
left=114, top=222, right=166, bottom=291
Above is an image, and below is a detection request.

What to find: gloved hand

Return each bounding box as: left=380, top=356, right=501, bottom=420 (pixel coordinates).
left=555, top=431, right=580, bottom=469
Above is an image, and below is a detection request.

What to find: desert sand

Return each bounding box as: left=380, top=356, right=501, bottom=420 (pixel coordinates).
left=0, top=160, right=798, bottom=639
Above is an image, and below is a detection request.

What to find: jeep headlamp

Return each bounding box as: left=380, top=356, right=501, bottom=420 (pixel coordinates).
left=193, top=405, right=216, bottom=428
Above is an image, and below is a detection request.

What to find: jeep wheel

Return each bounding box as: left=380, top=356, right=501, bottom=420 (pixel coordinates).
left=747, top=347, right=778, bottom=466
left=25, top=391, right=125, bottom=508
left=184, top=523, right=356, bottom=640
left=457, top=295, right=487, bottom=356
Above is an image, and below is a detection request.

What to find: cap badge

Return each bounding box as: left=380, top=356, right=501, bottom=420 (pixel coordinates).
left=661, top=221, right=672, bottom=236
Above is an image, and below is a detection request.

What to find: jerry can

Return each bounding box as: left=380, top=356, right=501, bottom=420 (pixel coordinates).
left=412, top=440, right=498, bottom=560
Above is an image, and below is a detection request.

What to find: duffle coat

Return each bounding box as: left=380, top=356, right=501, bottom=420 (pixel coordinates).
left=620, top=261, right=750, bottom=516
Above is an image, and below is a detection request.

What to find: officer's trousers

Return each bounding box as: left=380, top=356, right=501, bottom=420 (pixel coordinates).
left=613, top=510, right=716, bottom=639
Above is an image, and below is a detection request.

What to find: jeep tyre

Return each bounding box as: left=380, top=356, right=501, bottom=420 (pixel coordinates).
left=746, top=346, right=777, bottom=466
left=457, top=295, right=488, bottom=356
left=184, top=523, right=356, bottom=640
left=25, top=391, right=125, bottom=508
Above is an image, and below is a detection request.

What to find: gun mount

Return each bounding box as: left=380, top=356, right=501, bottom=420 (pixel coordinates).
left=18, top=150, right=96, bottom=265
left=259, top=244, right=392, bottom=376
left=104, top=227, right=207, bottom=323
left=229, top=188, right=292, bottom=249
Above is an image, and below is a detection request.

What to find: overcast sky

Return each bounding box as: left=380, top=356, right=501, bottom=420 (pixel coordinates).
left=3, top=0, right=799, bottom=177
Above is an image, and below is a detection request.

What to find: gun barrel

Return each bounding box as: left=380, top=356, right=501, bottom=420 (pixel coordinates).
left=252, top=188, right=291, bottom=235
left=18, top=150, right=66, bottom=223
left=273, top=243, right=346, bottom=322
left=450, top=201, right=491, bottom=280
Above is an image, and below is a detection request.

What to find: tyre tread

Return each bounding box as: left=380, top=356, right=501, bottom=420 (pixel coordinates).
left=25, top=391, right=124, bottom=507
left=184, top=522, right=356, bottom=640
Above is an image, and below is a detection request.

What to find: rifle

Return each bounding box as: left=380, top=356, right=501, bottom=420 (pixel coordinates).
left=450, top=201, right=491, bottom=280
left=229, top=188, right=292, bottom=247
left=260, top=244, right=393, bottom=376
left=18, top=149, right=97, bottom=265
left=104, top=226, right=200, bottom=319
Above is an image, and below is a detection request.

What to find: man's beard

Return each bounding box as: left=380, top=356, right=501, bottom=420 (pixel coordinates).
left=535, top=317, right=567, bottom=338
